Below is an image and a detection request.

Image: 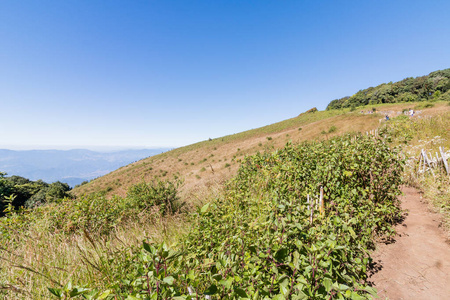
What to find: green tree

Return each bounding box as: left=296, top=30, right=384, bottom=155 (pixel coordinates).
left=45, top=181, right=71, bottom=203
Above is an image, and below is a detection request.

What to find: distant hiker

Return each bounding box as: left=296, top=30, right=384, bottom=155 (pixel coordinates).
left=409, top=109, right=414, bottom=118
left=385, top=115, right=389, bottom=121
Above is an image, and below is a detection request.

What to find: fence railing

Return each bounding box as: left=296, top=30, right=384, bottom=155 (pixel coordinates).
left=418, top=147, right=449, bottom=176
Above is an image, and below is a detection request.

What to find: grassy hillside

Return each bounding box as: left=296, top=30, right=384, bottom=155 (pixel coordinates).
left=73, top=102, right=450, bottom=202
left=1, top=97, right=449, bottom=299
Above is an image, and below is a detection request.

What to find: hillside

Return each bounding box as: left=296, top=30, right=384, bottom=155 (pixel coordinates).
left=2, top=98, right=450, bottom=299
left=73, top=102, right=450, bottom=201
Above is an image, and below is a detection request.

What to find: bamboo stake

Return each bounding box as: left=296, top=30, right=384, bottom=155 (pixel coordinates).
left=418, top=153, right=423, bottom=174
left=440, top=146, right=449, bottom=175
left=319, top=186, right=324, bottom=214
left=421, top=149, right=426, bottom=173
left=436, top=152, right=440, bottom=168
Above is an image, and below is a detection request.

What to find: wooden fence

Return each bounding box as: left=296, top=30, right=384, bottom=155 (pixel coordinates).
left=418, top=147, right=449, bottom=176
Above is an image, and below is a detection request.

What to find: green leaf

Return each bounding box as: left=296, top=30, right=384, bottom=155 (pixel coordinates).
left=204, top=284, right=218, bottom=295
left=163, top=276, right=175, bottom=285
left=219, top=277, right=233, bottom=289
left=64, top=281, right=72, bottom=292
left=234, top=287, right=248, bottom=298
left=350, top=291, right=364, bottom=300
left=70, top=287, right=89, bottom=297
left=201, top=203, right=210, bottom=213
left=275, top=248, right=289, bottom=261
left=364, top=286, right=378, bottom=297
left=47, top=287, right=63, bottom=298
left=323, top=278, right=333, bottom=292
left=143, top=241, right=155, bottom=254
left=98, top=289, right=112, bottom=299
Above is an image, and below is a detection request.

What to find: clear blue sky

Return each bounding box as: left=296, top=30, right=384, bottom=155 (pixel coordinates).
left=1, top=0, right=449, bottom=150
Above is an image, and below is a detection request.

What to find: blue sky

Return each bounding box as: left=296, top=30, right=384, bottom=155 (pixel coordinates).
left=1, top=1, right=449, bottom=150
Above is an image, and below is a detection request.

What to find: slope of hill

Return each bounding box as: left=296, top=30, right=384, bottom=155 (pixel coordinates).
left=73, top=102, right=450, bottom=200
left=0, top=148, right=169, bottom=187
left=2, top=96, right=449, bottom=299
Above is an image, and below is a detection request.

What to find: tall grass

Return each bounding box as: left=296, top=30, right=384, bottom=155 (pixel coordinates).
left=382, top=112, right=450, bottom=236
left=0, top=180, right=191, bottom=299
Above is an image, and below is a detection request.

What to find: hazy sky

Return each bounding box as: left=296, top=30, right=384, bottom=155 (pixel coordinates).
left=1, top=1, right=449, bottom=150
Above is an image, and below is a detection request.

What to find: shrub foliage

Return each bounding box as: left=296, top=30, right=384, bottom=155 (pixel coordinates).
left=51, top=134, right=404, bottom=299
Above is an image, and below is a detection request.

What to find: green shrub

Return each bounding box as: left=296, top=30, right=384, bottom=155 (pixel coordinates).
left=126, top=179, right=182, bottom=216
left=76, top=134, right=403, bottom=299
left=37, top=179, right=184, bottom=236
left=415, top=102, right=435, bottom=109
left=328, top=125, right=337, bottom=133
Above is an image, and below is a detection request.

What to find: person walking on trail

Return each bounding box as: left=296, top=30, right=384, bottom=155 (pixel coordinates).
left=409, top=109, right=414, bottom=118
left=385, top=114, right=390, bottom=121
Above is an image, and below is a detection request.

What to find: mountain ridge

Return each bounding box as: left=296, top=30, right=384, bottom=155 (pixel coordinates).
left=0, top=148, right=170, bottom=187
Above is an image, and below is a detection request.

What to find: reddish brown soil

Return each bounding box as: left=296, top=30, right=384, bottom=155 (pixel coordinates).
left=370, top=187, right=450, bottom=299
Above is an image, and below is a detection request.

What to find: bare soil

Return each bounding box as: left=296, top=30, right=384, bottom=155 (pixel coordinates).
left=370, top=186, right=450, bottom=299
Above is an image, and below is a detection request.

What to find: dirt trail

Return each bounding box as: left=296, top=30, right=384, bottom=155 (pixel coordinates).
left=370, top=187, right=450, bottom=299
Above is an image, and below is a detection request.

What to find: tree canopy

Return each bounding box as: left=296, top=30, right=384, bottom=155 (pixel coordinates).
left=0, top=173, right=71, bottom=216
left=326, top=68, right=450, bottom=110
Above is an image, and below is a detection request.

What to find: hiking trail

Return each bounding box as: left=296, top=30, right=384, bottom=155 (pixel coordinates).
left=370, top=186, right=450, bottom=299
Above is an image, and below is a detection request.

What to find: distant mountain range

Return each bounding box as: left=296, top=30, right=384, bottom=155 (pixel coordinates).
left=0, top=148, right=170, bottom=187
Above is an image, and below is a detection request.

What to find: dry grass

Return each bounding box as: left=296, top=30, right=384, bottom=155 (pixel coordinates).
left=2, top=102, right=449, bottom=298
left=73, top=102, right=450, bottom=204
left=395, top=110, right=450, bottom=238
left=0, top=211, right=189, bottom=299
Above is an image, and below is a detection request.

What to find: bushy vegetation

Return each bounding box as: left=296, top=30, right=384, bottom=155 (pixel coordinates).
left=327, top=68, right=450, bottom=110
left=0, top=178, right=186, bottom=299
left=4, top=104, right=449, bottom=299
left=40, top=134, right=404, bottom=299
left=0, top=174, right=71, bottom=215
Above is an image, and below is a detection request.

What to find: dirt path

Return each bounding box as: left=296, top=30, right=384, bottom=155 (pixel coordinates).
left=370, top=186, right=450, bottom=299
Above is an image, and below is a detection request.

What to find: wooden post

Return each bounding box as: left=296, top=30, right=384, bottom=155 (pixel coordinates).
left=421, top=149, right=426, bottom=172
left=440, top=146, right=449, bottom=175
left=418, top=153, right=423, bottom=174
left=423, top=150, right=435, bottom=177
left=319, top=186, right=324, bottom=214
left=436, top=152, right=440, bottom=169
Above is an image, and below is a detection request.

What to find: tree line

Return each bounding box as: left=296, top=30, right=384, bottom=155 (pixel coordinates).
left=327, top=68, right=450, bottom=110
left=0, top=172, right=71, bottom=216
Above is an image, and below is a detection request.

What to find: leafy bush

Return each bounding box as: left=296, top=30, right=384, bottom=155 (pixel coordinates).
left=326, top=68, right=450, bottom=110
left=414, top=102, right=435, bottom=109
left=65, top=134, right=403, bottom=299
left=0, top=174, right=71, bottom=213
left=34, top=179, right=184, bottom=236
left=328, top=125, right=337, bottom=133
left=126, top=179, right=183, bottom=216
